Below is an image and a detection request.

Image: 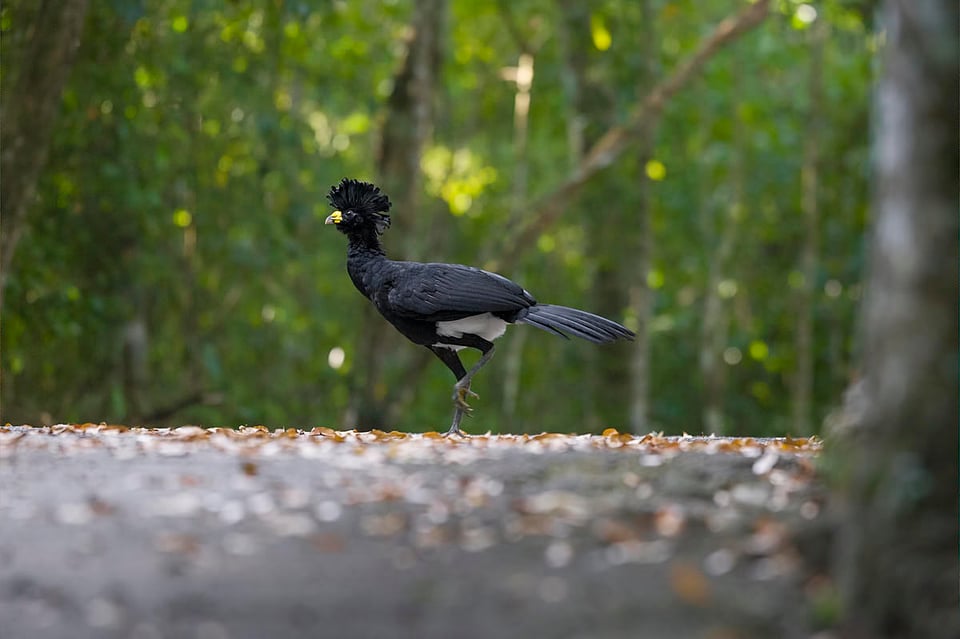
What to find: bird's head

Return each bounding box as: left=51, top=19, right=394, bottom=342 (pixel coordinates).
left=325, top=178, right=392, bottom=236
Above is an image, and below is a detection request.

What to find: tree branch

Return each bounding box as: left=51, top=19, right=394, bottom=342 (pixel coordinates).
left=494, top=0, right=770, bottom=271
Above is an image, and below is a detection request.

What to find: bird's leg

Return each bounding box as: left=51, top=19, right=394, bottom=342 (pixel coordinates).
left=452, top=378, right=479, bottom=411
left=451, top=345, right=495, bottom=412
left=428, top=346, right=471, bottom=436
left=428, top=342, right=496, bottom=436
left=446, top=405, right=467, bottom=437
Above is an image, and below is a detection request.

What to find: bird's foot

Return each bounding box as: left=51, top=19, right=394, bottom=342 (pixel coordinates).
left=452, top=383, right=479, bottom=412
left=444, top=424, right=468, bottom=437
left=445, top=406, right=469, bottom=437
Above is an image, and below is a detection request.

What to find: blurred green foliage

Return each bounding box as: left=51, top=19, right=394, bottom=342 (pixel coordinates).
left=0, top=0, right=872, bottom=434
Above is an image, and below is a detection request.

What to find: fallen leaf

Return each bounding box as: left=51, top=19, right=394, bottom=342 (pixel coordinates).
left=669, top=561, right=711, bottom=606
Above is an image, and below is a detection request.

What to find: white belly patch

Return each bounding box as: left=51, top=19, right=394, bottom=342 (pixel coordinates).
left=435, top=313, right=508, bottom=348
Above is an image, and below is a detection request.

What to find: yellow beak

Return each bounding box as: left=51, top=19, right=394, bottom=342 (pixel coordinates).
left=325, top=210, right=342, bottom=225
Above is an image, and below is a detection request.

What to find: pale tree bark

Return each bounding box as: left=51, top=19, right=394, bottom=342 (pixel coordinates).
left=499, top=50, right=536, bottom=424
left=346, top=0, right=445, bottom=429
left=831, top=1, right=959, bottom=637
left=792, top=18, right=826, bottom=435
left=0, top=0, right=90, bottom=313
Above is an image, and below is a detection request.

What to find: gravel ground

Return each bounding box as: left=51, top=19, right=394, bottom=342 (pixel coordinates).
left=0, top=425, right=826, bottom=639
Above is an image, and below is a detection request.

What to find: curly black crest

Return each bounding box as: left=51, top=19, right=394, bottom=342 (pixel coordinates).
left=327, top=178, right=392, bottom=215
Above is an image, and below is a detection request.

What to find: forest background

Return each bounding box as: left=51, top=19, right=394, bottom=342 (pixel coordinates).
left=0, top=0, right=876, bottom=435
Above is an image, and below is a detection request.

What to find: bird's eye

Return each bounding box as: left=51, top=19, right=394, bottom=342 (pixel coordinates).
left=345, top=210, right=356, bottom=220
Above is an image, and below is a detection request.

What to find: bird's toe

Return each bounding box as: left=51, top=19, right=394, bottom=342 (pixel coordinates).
left=452, top=384, right=479, bottom=410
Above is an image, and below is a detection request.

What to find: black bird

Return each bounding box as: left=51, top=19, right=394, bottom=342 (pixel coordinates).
left=325, top=178, right=635, bottom=435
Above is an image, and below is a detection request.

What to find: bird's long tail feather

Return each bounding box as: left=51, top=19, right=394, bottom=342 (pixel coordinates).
left=516, top=304, right=635, bottom=344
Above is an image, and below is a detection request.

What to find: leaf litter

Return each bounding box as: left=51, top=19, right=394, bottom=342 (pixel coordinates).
left=1, top=423, right=824, bottom=629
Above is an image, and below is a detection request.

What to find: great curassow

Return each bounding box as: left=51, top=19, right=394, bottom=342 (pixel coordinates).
left=325, top=178, right=635, bottom=435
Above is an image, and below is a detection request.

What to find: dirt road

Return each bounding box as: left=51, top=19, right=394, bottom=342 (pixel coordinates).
left=0, top=425, right=825, bottom=639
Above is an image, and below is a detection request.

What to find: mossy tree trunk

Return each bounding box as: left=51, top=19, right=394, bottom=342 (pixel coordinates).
left=831, top=2, right=959, bottom=636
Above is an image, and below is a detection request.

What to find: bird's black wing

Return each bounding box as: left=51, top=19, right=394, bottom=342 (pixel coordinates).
left=378, top=261, right=536, bottom=322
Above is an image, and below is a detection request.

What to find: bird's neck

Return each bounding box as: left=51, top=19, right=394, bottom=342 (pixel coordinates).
left=345, top=231, right=388, bottom=298
left=346, top=229, right=387, bottom=259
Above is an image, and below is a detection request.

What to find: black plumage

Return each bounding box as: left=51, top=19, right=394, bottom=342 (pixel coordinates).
left=325, top=178, right=635, bottom=435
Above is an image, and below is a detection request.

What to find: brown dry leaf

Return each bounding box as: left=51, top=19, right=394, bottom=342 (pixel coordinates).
left=745, top=518, right=789, bottom=556
left=179, top=474, right=202, bottom=487
left=238, top=425, right=269, bottom=438
left=516, top=490, right=591, bottom=521
left=669, top=561, right=712, bottom=606
left=155, top=532, right=200, bottom=555
left=361, top=513, right=407, bottom=537
left=309, top=532, right=346, bottom=553
left=713, top=441, right=739, bottom=453
left=103, top=424, right=129, bottom=433
left=508, top=513, right=554, bottom=537
left=241, top=461, right=258, bottom=476
left=88, top=497, right=115, bottom=517
left=375, top=483, right=405, bottom=502
left=593, top=517, right=638, bottom=544
left=530, top=432, right=561, bottom=442
left=175, top=426, right=207, bottom=437
left=654, top=505, right=686, bottom=538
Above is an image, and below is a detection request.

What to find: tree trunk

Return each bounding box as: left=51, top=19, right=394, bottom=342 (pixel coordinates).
left=627, top=0, right=657, bottom=434
left=379, top=0, right=443, bottom=257
left=501, top=52, right=535, bottom=426
left=557, top=1, right=627, bottom=430
left=0, top=0, right=90, bottom=313
left=792, top=18, right=825, bottom=435
left=698, top=50, right=745, bottom=436
left=627, top=144, right=653, bottom=433
left=831, top=2, right=959, bottom=637
left=347, top=0, right=444, bottom=429
left=698, top=197, right=741, bottom=434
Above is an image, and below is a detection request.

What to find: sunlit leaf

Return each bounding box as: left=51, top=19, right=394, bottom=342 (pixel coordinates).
left=172, top=208, right=192, bottom=227
left=645, top=159, right=667, bottom=181
left=590, top=14, right=612, bottom=52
